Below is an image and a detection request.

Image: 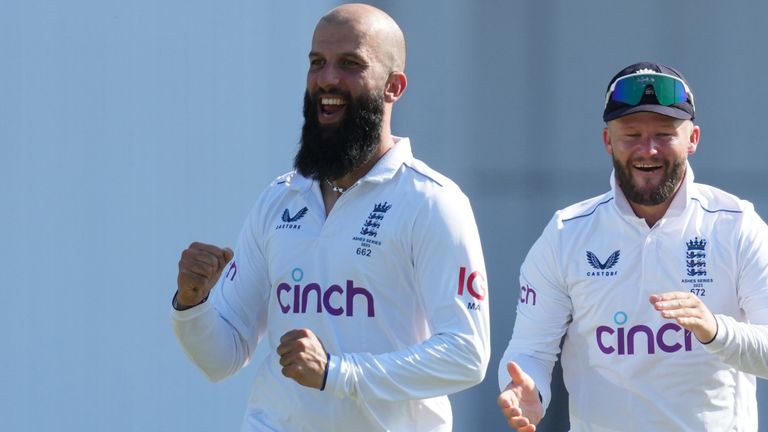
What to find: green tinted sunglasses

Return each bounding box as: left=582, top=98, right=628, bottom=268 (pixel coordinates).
left=605, top=72, right=695, bottom=111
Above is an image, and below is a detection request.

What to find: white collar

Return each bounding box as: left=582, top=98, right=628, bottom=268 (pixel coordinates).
left=285, top=136, right=413, bottom=192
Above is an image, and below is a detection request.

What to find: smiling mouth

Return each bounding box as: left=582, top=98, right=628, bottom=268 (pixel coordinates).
left=634, top=162, right=663, bottom=173
left=320, top=97, right=347, bottom=118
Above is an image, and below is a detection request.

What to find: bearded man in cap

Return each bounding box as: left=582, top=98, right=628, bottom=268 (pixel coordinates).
left=171, top=3, right=489, bottom=431
left=498, top=62, right=768, bottom=431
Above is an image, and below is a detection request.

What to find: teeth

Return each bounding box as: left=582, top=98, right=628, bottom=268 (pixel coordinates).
left=321, top=97, right=345, bottom=106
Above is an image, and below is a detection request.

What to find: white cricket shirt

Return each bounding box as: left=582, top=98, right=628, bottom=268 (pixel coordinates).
left=499, top=164, right=768, bottom=431
left=174, top=138, right=490, bottom=431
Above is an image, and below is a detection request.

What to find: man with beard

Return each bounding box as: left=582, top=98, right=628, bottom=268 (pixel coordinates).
left=497, top=62, right=768, bottom=431
left=171, top=4, right=489, bottom=431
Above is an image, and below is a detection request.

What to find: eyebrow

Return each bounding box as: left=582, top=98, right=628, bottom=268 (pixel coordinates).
left=308, top=51, right=368, bottom=64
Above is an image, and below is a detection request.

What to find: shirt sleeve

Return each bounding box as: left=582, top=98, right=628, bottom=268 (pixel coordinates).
left=701, top=206, right=768, bottom=377
left=171, top=202, right=271, bottom=382
left=497, top=214, right=572, bottom=411
left=325, top=189, right=491, bottom=401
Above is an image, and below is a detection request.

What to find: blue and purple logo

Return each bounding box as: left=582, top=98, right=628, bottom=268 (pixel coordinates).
left=595, top=311, right=692, bottom=355
left=276, top=267, right=375, bottom=317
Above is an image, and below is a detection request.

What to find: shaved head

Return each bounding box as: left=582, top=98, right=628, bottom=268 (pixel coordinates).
left=318, top=3, right=406, bottom=74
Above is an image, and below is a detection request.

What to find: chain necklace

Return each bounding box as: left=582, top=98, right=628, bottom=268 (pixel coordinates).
left=325, top=178, right=347, bottom=194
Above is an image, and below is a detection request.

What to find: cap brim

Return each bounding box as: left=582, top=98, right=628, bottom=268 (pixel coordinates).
left=604, top=104, right=693, bottom=122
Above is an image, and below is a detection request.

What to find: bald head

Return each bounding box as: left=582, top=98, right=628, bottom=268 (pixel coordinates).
left=317, top=3, right=406, bottom=74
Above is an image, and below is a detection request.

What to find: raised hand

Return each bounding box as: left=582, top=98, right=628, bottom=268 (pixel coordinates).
left=498, top=361, right=544, bottom=431
left=176, top=242, right=234, bottom=308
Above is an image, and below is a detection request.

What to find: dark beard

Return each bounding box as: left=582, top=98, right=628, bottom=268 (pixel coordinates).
left=294, top=90, right=384, bottom=181
left=613, top=157, right=686, bottom=206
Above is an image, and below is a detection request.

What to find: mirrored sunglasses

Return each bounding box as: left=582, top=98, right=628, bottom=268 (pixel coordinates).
left=605, top=72, right=695, bottom=111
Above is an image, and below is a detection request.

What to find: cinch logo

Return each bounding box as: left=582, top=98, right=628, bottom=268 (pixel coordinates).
left=276, top=207, right=308, bottom=230
left=520, top=284, right=536, bottom=305
left=276, top=268, right=375, bottom=317
left=595, top=311, right=692, bottom=355
left=586, top=250, right=620, bottom=277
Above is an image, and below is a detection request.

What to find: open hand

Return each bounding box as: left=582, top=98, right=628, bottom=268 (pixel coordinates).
left=649, top=291, right=717, bottom=343
left=498, top=361, right=544, bottom=431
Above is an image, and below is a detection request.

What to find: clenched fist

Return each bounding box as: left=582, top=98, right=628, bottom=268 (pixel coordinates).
left=176, top=242, right=234, bottom=308
left=276, top=329, right=329, bottom=390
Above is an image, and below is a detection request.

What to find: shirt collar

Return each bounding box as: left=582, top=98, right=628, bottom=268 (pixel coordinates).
left=362, top=136, right=412, bottom=184
left=610, top=161, right=695, bottom=219
left=282, top=136, right=412, bottom=192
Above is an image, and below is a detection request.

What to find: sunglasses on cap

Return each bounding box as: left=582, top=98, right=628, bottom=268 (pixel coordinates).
left=604, top=72, right=695, bottom=112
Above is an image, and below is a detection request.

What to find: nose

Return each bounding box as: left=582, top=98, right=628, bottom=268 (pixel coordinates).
left=638, top=136, right=660, bottom=155
left=314, top=63, right=340, bottom=91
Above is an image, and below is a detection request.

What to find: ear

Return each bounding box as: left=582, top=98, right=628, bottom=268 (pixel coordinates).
left=688, top=123, right=701, bottom=156
left=602, top=126, right=613, bottom=155
left=384, top=72, right=407, bottom=103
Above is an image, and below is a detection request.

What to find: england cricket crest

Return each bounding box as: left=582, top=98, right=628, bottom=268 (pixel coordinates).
left=681, top=236, right=713, bottom=295
left=685, top=237, right=707, bottom=277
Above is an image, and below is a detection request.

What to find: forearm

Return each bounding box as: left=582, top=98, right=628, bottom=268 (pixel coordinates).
left=325, top=332, right=488, bottom=402
left=702, top=314, right=768, bottom=378
left=171, top=301, right=250, bottom=382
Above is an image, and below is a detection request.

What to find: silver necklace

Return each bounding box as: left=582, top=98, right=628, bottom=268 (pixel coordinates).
left=325, top=179, right=346, bottom=194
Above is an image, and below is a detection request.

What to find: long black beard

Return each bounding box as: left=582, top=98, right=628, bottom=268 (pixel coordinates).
left=614, top=157, right=686, bottom=206
left=294, top=90, right=384, bottom=181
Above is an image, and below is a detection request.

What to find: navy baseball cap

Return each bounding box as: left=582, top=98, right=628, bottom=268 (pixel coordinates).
left=603, top=62, right=695, bottom=122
